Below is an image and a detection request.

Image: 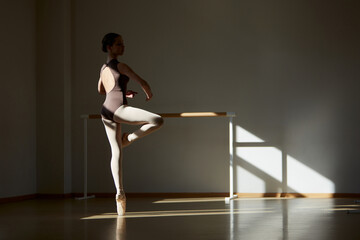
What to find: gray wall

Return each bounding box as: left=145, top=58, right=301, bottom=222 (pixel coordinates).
left=1, top=0, right=359, bottom=198
left=72, top=0, right=360, bottom=194
left=0, top=0, right=72, bottom=198
left=0, top=1, right=37, bottom=198
left=36, top=0, right=72, bottom=194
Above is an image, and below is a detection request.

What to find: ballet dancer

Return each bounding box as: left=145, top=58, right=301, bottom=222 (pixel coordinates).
left=98, top=33, right=164, bottom=215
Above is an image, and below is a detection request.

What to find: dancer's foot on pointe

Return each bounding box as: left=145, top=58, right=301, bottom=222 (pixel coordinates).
left=122, top=133, right=131, bottom=147
left=116, top=193, right=126, bottom=216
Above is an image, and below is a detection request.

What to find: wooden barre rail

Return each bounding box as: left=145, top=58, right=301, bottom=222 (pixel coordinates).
left=83, top=112, right=235, bottom=119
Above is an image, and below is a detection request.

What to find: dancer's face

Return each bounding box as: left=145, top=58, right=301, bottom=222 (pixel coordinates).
left=109, top=36, right=125, bottom=56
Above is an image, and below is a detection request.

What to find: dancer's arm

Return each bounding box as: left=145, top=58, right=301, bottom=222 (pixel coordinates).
left=98, top=77, right=106, bottom=95
left=117, top=62, right=153, bottom=101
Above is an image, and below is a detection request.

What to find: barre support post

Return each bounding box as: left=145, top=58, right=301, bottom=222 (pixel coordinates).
left=226, top=112, right=238, bottom=203
left=76, top=115, right=95, bottom=200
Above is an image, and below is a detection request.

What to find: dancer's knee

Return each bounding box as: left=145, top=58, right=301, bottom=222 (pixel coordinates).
left=154, top=116, right=164, bottom=127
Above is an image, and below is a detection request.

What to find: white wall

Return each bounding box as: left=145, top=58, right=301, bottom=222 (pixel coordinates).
left=71, top=0, right=360, bottom=194
left=0, top=1, right=37, bottom=198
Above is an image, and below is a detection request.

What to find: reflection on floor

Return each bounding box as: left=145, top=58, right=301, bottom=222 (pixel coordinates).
left=1, top=197, right=360, bottom=240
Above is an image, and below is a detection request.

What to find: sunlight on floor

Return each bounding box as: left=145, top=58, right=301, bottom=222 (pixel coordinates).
left=153, top=197, right=226, bottom=204
left=81, top=208, right=275, bottom=220
left=80, top=201, right=360, bottom=220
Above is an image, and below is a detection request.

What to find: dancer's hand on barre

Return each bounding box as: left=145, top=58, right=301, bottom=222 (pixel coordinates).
left=126, top=90, right=138, bottom=98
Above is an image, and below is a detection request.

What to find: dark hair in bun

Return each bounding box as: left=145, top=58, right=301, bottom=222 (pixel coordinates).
left=102, top=33, right=120, bottom=52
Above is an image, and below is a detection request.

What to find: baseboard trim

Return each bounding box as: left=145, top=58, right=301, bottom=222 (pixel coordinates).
left=36, top=193, right=74, bottom=199
left=118, top=192, right=229, bottom=198
left=1, top=192, right=360, bottom=203
left=0, top=194, right=37, bottom=204
left=235, top=193, right=360, bottom=198
left=0, top=193, right=73, bottom=203
left=72, top=192, right=229, bottom=198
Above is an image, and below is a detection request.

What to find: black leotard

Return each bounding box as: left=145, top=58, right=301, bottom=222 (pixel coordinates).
left=101, top=59, right=129, bottom=121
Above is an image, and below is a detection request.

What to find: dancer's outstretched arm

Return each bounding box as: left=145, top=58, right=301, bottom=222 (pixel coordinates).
left=117, top=63, right=153, bottom=101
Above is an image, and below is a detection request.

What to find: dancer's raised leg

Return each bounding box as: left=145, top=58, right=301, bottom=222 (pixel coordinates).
left=113, top=105, right=164, bottom=146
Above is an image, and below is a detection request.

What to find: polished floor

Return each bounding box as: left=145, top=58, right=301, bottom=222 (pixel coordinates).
left=1, top=197, right=360, bottom=240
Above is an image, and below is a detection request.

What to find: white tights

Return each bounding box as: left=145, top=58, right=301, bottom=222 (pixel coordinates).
left=102, top=105, right=164, bottom=196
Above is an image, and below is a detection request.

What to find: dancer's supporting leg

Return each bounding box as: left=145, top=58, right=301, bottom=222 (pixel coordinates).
left=113, top=105, right=164, bottom=146
left=102, top=119, right=126, bottom=215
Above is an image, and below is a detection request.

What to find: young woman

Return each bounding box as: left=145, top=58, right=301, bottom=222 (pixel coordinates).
left=98, top=33, right=164, bottom=215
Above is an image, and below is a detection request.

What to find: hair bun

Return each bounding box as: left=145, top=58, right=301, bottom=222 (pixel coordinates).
left=102, top=33, right=120, bottom=53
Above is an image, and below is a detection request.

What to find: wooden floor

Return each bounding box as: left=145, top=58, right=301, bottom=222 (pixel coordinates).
left=1, top=197, right=360, bottom=240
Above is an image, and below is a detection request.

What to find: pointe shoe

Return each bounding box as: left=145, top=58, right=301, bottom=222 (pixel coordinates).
left=121, top=133, right=131, bottom=147
left=116, top=194, right=126, bottom=216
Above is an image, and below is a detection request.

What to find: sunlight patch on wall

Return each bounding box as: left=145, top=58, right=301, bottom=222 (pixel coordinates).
left=236, top=147, right=283, bottom=193
left=287, top=155, right=335, bottom=193
left=236, top=165, right=266, bottom=193
left=236, top=126, right=264, bottom=142
left=235, top=125, right=335, bottom=193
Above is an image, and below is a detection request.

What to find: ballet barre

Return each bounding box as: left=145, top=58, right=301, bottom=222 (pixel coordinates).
left=79, top=112, right=237, bottom=202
